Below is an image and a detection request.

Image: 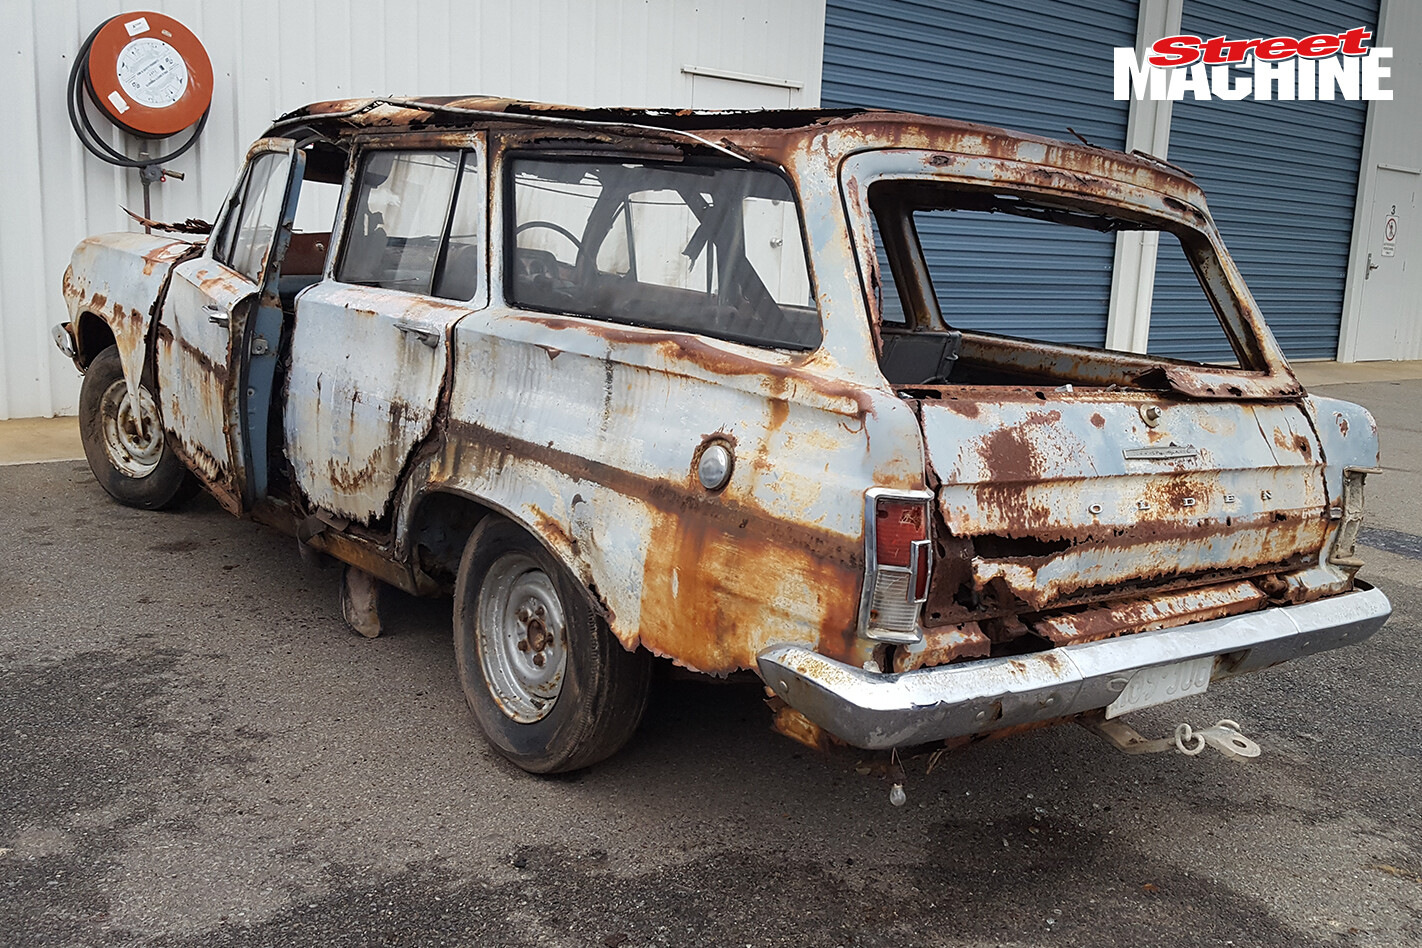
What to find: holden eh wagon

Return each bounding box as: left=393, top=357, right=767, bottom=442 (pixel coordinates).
left=55, top=97, right=1391, bottom=773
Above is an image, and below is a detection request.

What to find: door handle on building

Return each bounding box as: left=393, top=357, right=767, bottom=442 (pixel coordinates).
left=1366, top=252, right=1379, bottom=279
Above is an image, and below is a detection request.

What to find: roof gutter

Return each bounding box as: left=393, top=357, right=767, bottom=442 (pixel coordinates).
left=265, top=97, right=753, bottom=163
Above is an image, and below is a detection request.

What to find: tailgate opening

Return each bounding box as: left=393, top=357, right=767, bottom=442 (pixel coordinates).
left=852, top=166, right=1343, bottom=670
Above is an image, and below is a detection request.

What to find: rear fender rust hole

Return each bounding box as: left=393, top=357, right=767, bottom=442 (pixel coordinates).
left=972, top=534, right=1073, bottom=558
left=1215, top=649, right=1249, bottom=675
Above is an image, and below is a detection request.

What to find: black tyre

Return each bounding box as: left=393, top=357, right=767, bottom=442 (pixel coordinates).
left=454, top=517, right=652, bottom=773
left=78, top=345, right=199, bottom=510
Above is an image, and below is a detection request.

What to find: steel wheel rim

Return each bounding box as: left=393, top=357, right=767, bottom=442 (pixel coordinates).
left=99, top=377, right=163, bottom=477
left=476, top=553, right=568, bottom=723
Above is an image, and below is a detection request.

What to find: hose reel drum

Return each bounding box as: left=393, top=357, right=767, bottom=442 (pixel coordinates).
left=68, top=12, right=213, bottom=230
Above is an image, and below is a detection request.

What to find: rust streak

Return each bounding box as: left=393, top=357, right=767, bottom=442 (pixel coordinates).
left=1029, top=580, right=1267, bottom=646
left=442, top=417, right=863, bottom=673
left=513, top=313, right=876, bottom=419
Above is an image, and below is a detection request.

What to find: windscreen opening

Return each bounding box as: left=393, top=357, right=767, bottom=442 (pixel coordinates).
left=867, top=183, right=1251, bottom=391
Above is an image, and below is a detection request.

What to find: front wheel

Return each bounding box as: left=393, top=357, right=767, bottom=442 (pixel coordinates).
left=453, top=517, right=651, bottom=773
left=78, top=345, right=199, bottom=510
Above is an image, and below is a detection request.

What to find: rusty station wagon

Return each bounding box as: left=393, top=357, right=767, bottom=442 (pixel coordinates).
left=56, top=97, right=1391, bottom=772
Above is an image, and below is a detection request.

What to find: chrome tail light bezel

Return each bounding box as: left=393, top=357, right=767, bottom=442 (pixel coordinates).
left=860, top=487, right=933, bottom=644
left=1328, top=465, right=1381, bottom=568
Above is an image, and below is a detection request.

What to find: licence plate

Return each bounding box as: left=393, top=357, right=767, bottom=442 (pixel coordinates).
left=1105, top=657, right=1215, bottom=719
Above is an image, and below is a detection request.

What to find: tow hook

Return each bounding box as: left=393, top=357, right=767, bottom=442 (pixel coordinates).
left=1081, top=714, right=1261, bottom=760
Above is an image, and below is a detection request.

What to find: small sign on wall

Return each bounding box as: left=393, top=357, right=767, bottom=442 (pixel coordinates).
left=1382, top=211, right=1398, bottom=258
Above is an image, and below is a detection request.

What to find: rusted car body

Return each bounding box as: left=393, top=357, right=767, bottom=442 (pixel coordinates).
left=57, top=97, right=1390, bottom=769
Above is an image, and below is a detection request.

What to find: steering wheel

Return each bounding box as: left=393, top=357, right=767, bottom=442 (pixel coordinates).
left=512, top=222, right=587, bottom=306
left=514, top=220, right=582, bottom=254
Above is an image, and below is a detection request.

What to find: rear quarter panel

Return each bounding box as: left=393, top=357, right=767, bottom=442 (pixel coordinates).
left=1306, top=395, right=1382, bottom=498
left=413, top=311, right=924, bottom=675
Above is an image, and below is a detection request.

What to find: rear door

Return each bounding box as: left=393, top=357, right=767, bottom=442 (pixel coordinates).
left=283, top=138, right=486, bottom=523
left=156, top=139, right=303, bottom=513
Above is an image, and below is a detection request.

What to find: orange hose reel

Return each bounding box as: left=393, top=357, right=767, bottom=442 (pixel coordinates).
left=84, top=11, right=212, bottom=138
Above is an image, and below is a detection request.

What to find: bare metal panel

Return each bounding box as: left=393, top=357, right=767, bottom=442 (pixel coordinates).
left=283, top=282, right=472, bottom=523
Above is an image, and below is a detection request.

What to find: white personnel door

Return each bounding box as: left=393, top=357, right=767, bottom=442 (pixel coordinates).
left=1353, top=168, right=1420, bottom=361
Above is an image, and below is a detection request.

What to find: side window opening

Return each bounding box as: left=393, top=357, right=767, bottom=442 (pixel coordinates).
left=277, top=142, right=348, bottom=311
left=508, top=156, right=819, bottom=351
left=287, top=141, right=347, bottom=262
left=279, top=174, right=341, bottom=286
left=336, top=148, right=482, bottom=301
left=213, top=151, right=291, bottom=283
left=291, top=178, right=342, bottom=238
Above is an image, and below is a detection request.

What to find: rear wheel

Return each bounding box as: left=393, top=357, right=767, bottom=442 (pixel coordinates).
left=78, top=345, right=199, bottom=509
left=453, top=517, right=651, bottom=773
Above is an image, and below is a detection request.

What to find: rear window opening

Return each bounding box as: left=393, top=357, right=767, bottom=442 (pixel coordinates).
left=866, top=182, right=1259, bottom=392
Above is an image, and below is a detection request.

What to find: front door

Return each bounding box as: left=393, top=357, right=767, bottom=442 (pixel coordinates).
left=156, top=140, right=303, bottom=513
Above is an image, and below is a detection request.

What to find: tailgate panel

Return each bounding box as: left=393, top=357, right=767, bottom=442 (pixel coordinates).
left=919, top=395, right=1329, bottom=611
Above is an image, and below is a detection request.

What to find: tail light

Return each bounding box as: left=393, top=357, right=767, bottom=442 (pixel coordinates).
left=1329, top=465, right=1380, bottom=568
left=861, top=489, right=933, bottom=643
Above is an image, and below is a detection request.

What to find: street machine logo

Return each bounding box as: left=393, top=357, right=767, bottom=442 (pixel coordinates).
left=1115, top=28, right=1393, bottom=101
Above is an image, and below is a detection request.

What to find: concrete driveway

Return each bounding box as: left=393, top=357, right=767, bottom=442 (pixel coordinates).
left=3, top=378, right=1420, bottom=947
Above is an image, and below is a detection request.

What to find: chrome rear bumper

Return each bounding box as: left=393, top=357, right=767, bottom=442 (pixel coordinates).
left=756, top=584, right=1391, bottom=750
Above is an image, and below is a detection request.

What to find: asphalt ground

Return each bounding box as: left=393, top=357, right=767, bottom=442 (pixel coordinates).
left=2, top=379, right=1420, bottom=947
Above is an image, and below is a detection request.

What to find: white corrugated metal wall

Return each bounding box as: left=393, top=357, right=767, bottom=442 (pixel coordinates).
left=0, top=0, right=826, bottom=420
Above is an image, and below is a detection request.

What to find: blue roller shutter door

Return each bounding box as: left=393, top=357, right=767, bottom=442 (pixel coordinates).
left=821, top=0, right=1139, bottom=346
left=1149, top=0, right=1378, bottom=361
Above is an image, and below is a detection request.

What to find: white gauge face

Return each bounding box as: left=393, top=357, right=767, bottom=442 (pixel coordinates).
left=115, top=37, right=189, bottom=108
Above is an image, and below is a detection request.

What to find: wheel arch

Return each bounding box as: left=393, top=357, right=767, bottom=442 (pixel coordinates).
left=401, top=486, right=614, bottom=624
left=72, top=309, right=152, bottom=418
left=74, top=310, right=117, bottom=369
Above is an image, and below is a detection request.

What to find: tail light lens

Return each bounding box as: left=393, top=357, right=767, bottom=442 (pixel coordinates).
left=862, top=491, right=933, bottom=643
left=876, top=500, right=925, bottom=566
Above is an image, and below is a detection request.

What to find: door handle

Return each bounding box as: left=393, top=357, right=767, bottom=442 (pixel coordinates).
left=394, top=318, right=441, bottom=349
left=203, top=304, right=229, bottom=327
left=1366, top=252, right=1379, bottom=279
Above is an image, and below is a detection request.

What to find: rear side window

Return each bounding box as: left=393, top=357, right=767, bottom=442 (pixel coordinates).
left=507, top=157, right=818, bottom=350
left=337, top=149, right=482, bottom=300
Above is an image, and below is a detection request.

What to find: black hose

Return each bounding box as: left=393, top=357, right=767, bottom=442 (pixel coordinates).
left=67, top=19, right=208, bottom=168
